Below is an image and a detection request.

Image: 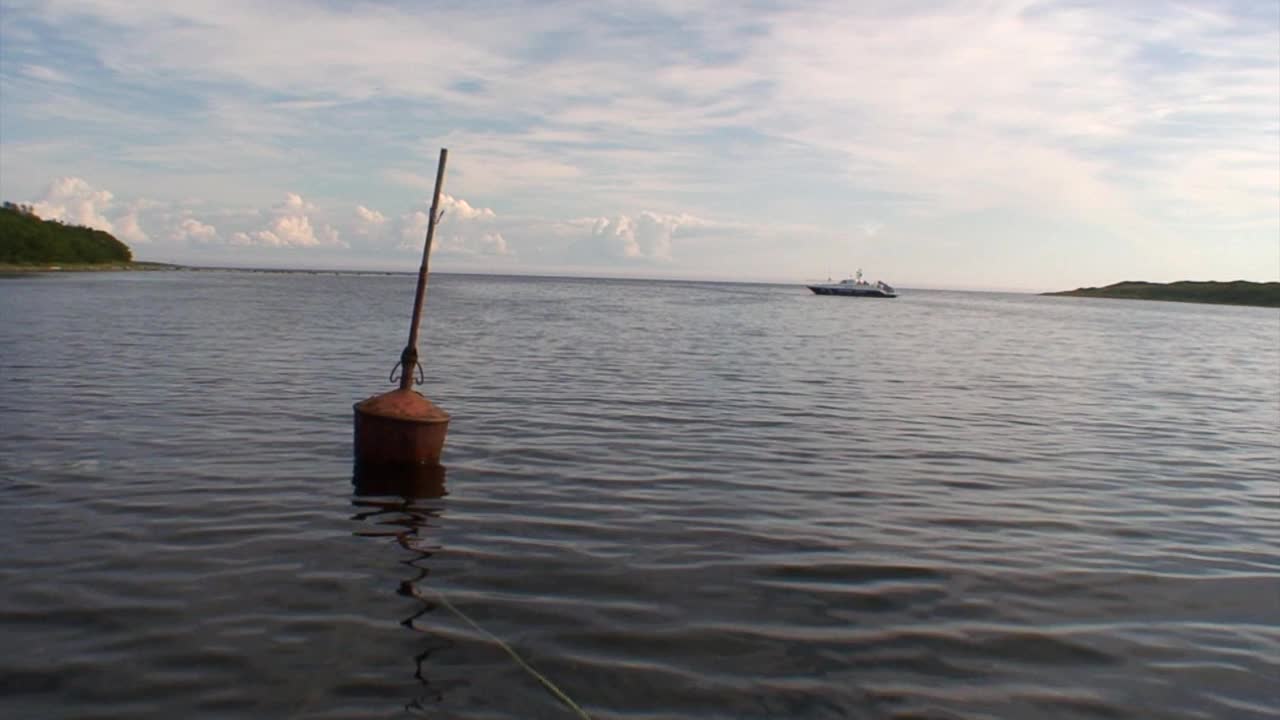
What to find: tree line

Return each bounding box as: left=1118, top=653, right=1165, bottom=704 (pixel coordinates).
left=1047, top=280, right=1280, bottom=308
left=0, top=202, right=133, bottom=264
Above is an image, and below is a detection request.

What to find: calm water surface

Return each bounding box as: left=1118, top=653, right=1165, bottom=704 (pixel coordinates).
left=1, top=271, right=1277, bottom=719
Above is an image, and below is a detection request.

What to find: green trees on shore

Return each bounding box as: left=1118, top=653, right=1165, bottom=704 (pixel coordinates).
left=0, top=202, right=133, bottom=265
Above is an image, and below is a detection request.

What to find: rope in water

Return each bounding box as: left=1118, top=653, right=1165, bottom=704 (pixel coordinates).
left=418, top=585, right=592, bottom=719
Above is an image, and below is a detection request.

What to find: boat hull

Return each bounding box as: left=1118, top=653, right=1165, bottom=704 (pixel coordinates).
left=807, top=285, right=896, bottom=298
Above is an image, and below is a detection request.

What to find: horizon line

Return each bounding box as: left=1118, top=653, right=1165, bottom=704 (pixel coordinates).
left=138, top=260, right=1081, bottom=294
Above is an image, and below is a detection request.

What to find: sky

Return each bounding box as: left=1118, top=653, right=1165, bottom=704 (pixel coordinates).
left=1, top=0, right=1277, bottom=291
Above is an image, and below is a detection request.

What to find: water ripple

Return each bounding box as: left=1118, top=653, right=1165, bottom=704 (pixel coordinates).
left=1, top=272, right=1277, bottom=718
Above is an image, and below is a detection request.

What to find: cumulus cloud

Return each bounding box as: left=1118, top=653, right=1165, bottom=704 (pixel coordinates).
left=6, top=0, right=1273, bottom=283
left=230, top=193, right=345, bottom=248
left=577, top=212, right=710, bottom=261
left=355, top=205, right=386, bottom=225
left=437, top=231, right=512, bottom=257
left=27, top=177, right=165, bottom=244
left=394, top=193, right=510, bottom=256
left=114, top=208, right=150, bottom=244
left=398, top=210, right=431, bottom=248
left=170, top=217, right=218, bottom=243
left=438, top=193, right=495, bottom=222
left=30, top=177, right=116, bottom=232
left=351, top=205, right=389, bottom=242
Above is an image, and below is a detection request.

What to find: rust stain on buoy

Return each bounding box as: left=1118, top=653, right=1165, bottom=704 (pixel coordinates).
left=354, top=148, right=452, bottom=468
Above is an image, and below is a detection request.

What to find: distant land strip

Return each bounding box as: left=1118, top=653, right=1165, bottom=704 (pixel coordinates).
left=0, top=261, right=181, bottom=273
left=1045, top=280, right=1280, bottom=308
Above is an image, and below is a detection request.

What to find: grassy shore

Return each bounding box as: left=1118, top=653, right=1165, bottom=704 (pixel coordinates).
left=1045, top=280, right=1280, bottom=308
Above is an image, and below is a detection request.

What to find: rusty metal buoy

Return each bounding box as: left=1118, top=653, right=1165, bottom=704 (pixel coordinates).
left=354, top=148, right=451, bottom=468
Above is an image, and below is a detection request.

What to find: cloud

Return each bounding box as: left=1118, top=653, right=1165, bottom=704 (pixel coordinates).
left=280, top=192, right=311, bottom=213
left=437, top=231, right=512, bottom=257
left=389, top=193, right=497, bottom=242
left=355, top=205, right=386, bottom=225
left=352, top=205, right=388, bottom=240
left=30, top=177, right=116, bottom=232
left=170, top=217, right=218, bottom=243
left=230, top=193, right=345, bottom=248
left=575, top=212, right=711, bottom=261
left=26, top=178, right=171, bottom=246
left=115, top=205, right=151, bottom=244
left=393, top=193, right=510, bottom=256
left=3, top=0, right=1275, bottom=284
left=397, top=211, right=431, bottom=249
left=21, top=64, right=69, bottom=83
left=438, top=193, right=495, bottom=222
left=750, top=1, right=1279, bottom=227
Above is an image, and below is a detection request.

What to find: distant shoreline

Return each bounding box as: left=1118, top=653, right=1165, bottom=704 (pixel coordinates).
left=6, top=265, right=1278, bottom=306
left=1044, top=280, right=1280, bottom=308
left=0, top=261, right=183, bottom=273
left=0, top=262, right=414, bottom=277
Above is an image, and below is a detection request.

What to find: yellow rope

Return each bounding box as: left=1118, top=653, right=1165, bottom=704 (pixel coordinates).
left=420, top=586, right=592, bottom=719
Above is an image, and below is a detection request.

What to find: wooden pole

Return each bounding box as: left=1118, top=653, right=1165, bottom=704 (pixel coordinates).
left=353, top=147, right=453, bottom=469
left=398, top=148, right=448, bottom=391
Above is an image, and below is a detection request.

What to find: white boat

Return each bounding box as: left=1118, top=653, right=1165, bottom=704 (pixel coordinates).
left=806, top=269, right=897, bottom=298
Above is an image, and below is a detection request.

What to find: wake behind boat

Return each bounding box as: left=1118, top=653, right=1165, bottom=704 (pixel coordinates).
left=806, top=269, right=897, bottom=298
